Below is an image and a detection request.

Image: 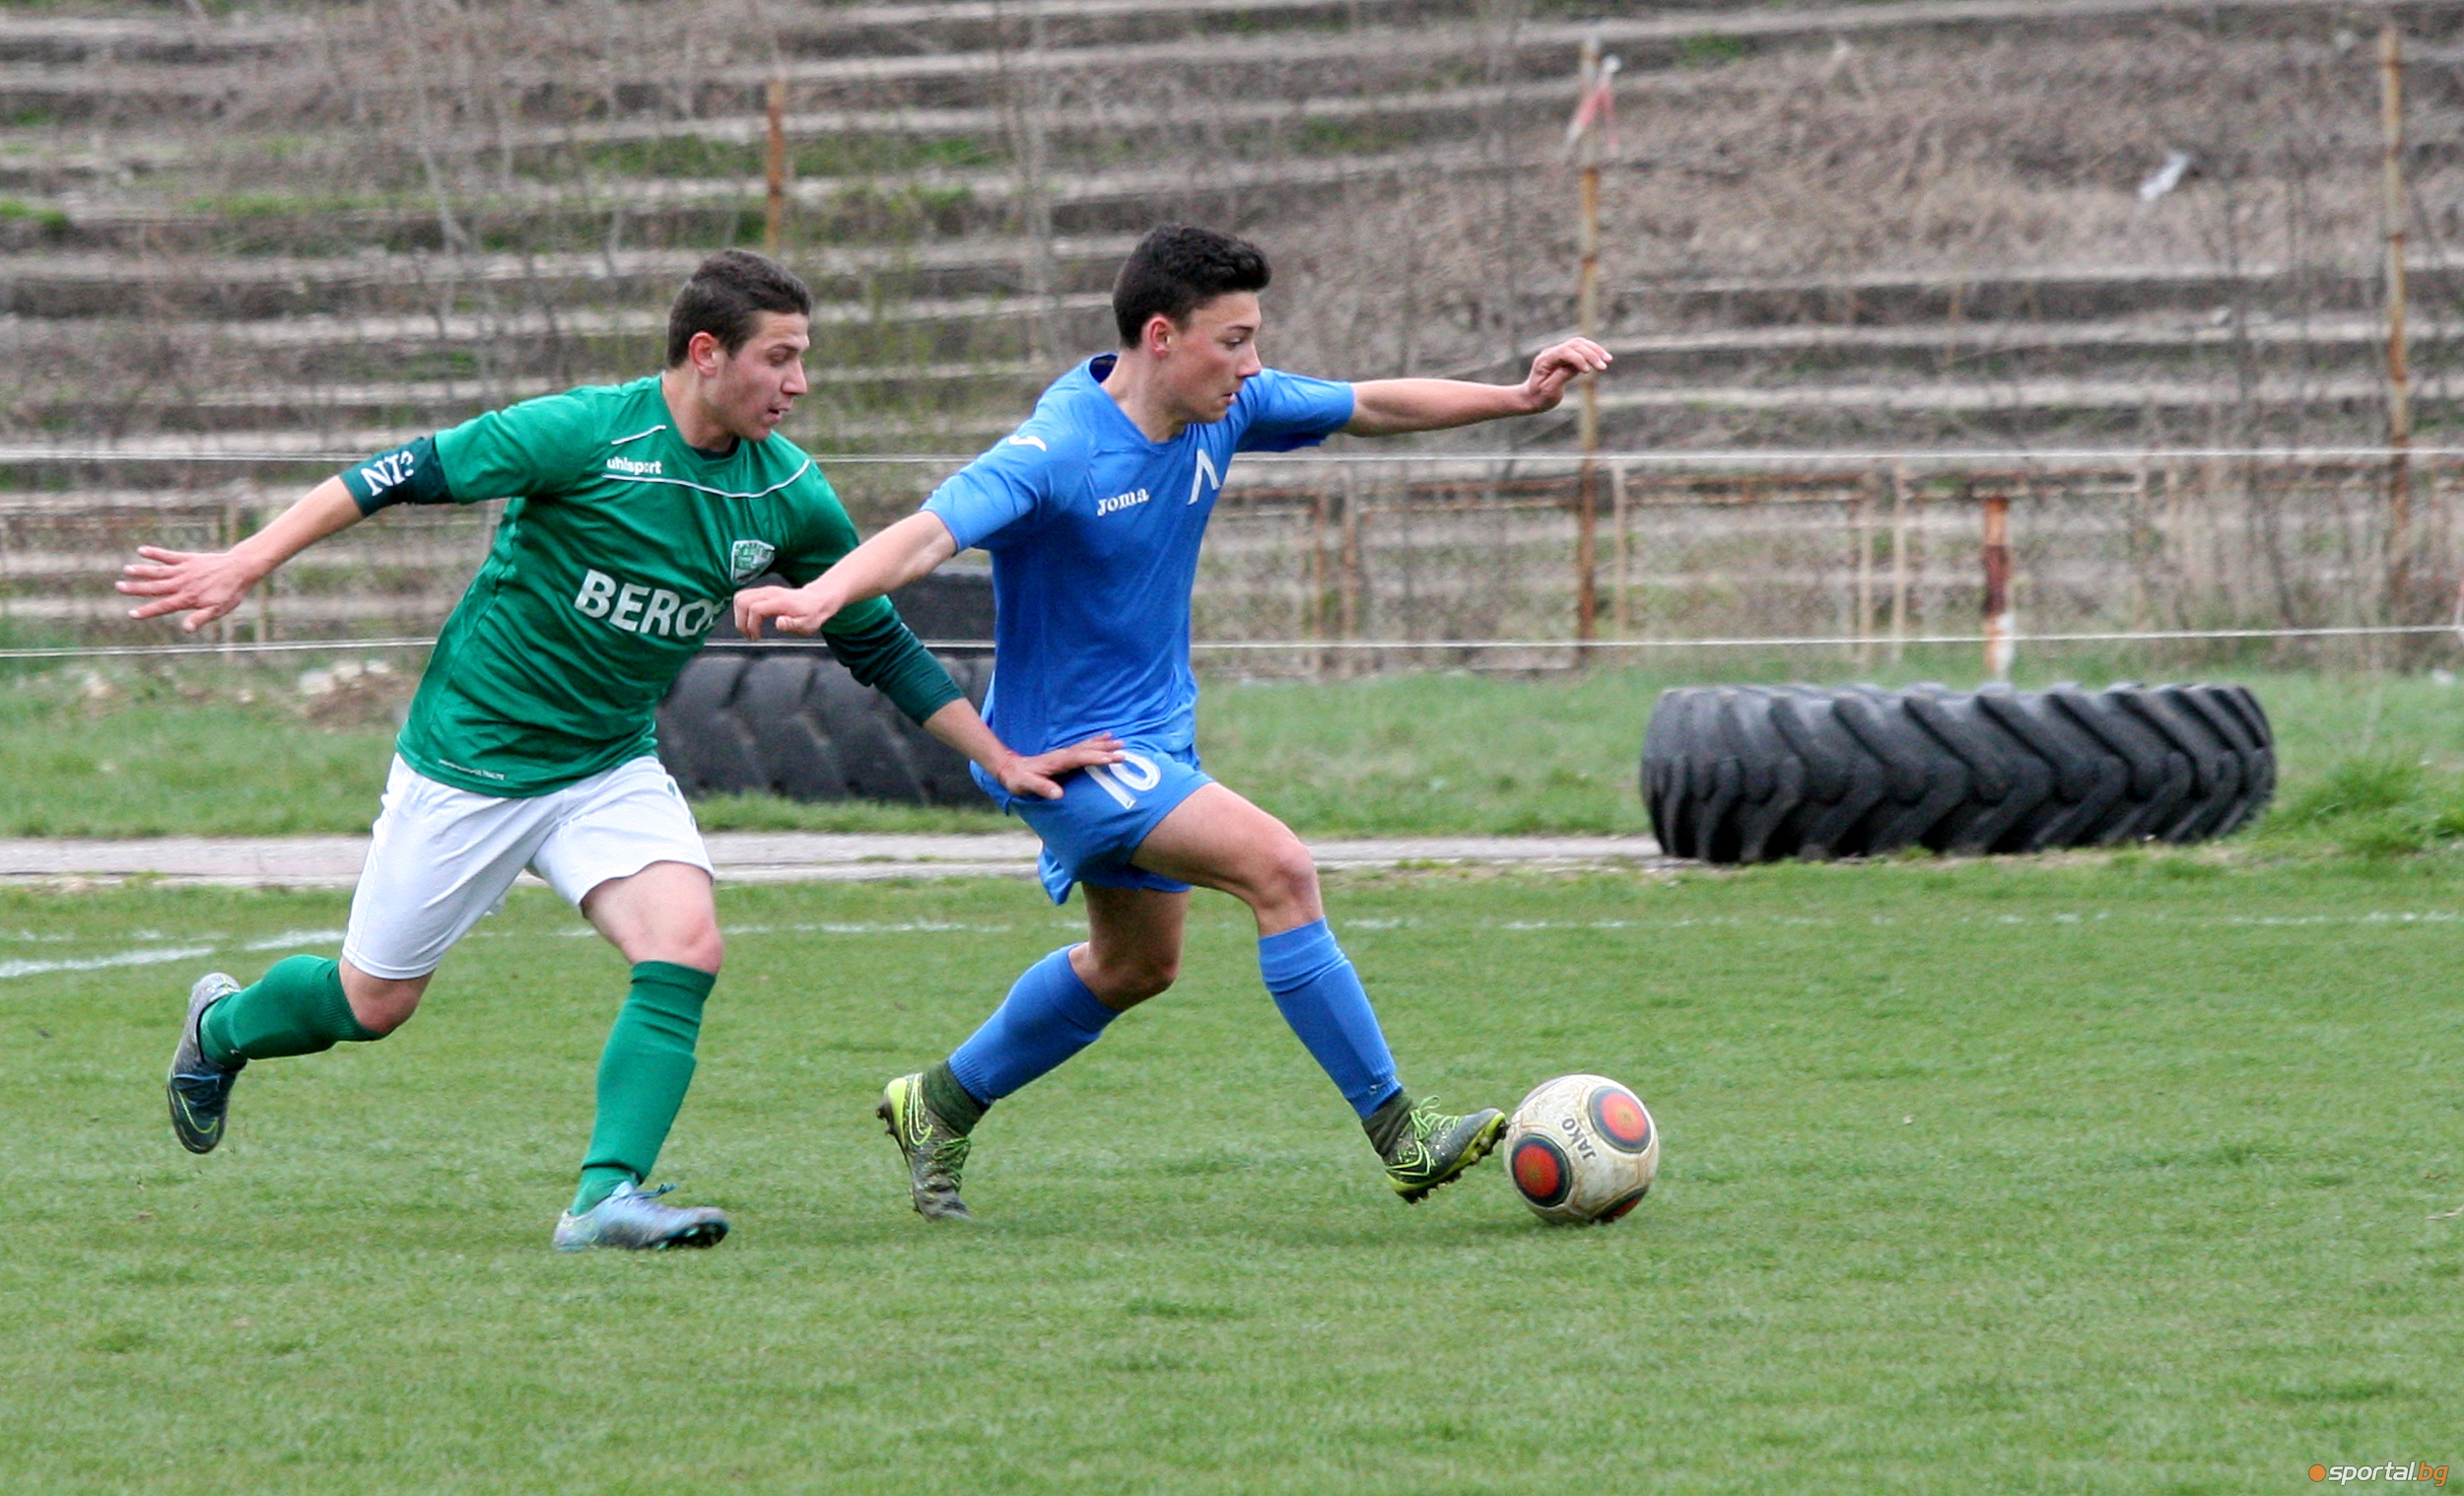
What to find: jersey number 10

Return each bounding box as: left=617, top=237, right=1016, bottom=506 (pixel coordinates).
left=1086, top=752, right=1163, bottom=809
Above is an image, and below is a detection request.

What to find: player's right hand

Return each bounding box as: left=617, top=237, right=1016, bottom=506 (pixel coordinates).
left=996, top=733, right=1127, bottom=800
left=117, top=545, right=260, bottom=631
left=733, top=581, right=837, bottom=639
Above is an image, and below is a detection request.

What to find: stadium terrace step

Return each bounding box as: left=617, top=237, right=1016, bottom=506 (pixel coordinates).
left=1610, top=260, right=2464, bottom=331
left=0, top=12, right=307, bottom=65
left=9, top=0, right=2371, bottom=131
left=8, top=159, right=1493, bottom=259
left=1581, top=313, right=2464, bottom=385
left=0, top=292, right=1109, bottom=351
left=780, top=0, right=1442, bottom=55
left=490, top=80, right=1568, bottom=155
left=1594, top=371, right=2431, bottom=420
left=493, top=0, right=2393, bottom=98
left=0, top=236, right=1140, bottom=319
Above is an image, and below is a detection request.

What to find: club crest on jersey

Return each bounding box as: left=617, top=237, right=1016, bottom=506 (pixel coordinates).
left=727, top=539, right=778, bottom=583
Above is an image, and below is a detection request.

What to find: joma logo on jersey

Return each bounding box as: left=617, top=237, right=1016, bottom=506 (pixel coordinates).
left=605, top=455, right=663, bottom=477
left=1096, top=487, right=1152, bottom=517
left=573, top=569, right=724, bottom=639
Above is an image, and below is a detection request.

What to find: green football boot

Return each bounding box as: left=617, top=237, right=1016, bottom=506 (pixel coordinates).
left=877, top=1072, right=975, bottom=1221
left=1371, top=1094, right=1506, bottom=1203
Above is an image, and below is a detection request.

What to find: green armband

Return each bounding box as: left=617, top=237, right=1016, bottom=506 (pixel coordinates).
left=338, top=436, right=452, bottom=515
left=822, top=610, right=966, bottom=725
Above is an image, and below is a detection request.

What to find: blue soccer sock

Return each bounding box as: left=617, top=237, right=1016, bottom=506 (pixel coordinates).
left=1259, top=919, right=1403, bottom=1119
left=945, top=945, right=1121, bottom=1107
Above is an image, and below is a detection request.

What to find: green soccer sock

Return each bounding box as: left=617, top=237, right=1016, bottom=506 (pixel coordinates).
left=572, top=962, right=716, bottom=1216
left=199, top=955, right=378, bottom=1066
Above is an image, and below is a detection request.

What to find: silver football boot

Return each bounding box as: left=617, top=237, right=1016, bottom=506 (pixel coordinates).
left=551, top=1182, right=731, bottom=1252
left=167, top=973, right=244, bottom=1154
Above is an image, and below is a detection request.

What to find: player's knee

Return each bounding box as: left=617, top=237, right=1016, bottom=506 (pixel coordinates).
left=1126, top=949, right=1180, bottom=1000
left=1086, top=948, right=1177, bottom=1004
left=346, top=979, right=424, bottom=1037
left=1250, top=839, right=1322, bottom=918
left=664, top=924, right=724, bottom=976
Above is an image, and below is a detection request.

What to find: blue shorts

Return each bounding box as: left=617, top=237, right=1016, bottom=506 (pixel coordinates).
left=973, top=742, right=1214, bottom=905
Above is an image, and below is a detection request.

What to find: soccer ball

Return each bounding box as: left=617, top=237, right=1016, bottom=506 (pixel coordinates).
left=1504, top=1073, right=1661, bottom=1225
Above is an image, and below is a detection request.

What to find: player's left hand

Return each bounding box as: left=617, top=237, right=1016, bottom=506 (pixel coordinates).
left=734, top=581, right=837, bottom=639
left=994, top=733, right=1126, bottom=800
left=1518, top=337, right=1612, bottom=413
left=117, top=544, right=265, bottom=632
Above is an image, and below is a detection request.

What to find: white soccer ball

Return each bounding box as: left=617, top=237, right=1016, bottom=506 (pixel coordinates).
left=1504, top=1073, right=1661, bottom=1225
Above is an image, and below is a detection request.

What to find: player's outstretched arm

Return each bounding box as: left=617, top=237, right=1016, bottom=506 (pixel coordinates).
left=734, top=510, right=959, bottom=640
left=1343, top=337, right=1612, bottom=438
left=117, top=476, right=366, bottom=632
left=920, top=701, right=1124, bottom=801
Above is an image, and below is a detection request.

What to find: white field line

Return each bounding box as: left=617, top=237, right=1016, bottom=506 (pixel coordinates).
left=13, top=906, right=2464, bottom=983
left=0, top=944, right=212, bottom=981
left=0, top=921, right=1009, bottom=981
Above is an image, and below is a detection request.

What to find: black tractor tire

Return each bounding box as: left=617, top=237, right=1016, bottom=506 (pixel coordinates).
left=655, top=650, right=994, bottom=805
left=1641, top=682, right=2273, bottom=863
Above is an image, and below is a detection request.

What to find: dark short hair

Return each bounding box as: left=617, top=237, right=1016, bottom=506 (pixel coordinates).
left=665, top=250, right=813, bottom=367
left=1112, top=225, right=1271, bottom=345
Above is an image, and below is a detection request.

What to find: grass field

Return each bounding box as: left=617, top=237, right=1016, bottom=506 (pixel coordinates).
left=7, top=858, right=2460, bottom=1493
left=13, top=656, right=2464, bottom=842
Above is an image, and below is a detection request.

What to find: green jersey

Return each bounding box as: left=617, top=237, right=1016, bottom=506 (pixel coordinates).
left=340, top=375, right=960, bottom=797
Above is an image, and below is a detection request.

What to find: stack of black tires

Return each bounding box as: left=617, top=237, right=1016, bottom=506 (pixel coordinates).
left=653, top=569, right=994, bottom=806
left=1642, top=682, right=2274, bottom=864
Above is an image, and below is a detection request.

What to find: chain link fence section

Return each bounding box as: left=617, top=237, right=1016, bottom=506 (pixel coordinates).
left=2, top=449, right=2456, bottom=672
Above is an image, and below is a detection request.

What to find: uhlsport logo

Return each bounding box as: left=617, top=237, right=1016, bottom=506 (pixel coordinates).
left=605, top=455, right=663, bottom=477
left=727, top=539, right=778, bottom=583
left=573, top=569, right=725, bottom=640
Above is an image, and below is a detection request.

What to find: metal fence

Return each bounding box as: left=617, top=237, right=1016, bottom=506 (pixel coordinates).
left=5, top=447, right=2456, bottom=676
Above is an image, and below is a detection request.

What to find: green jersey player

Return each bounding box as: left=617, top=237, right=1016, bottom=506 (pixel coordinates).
left=124, top=251, right=1114, bottom=1251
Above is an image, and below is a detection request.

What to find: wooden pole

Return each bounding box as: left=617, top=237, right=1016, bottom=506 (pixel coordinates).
left=2381, top=21, right=2414, bottom=615
left=1609, top=461, right=1630, bottom=634
left=1338, top=470, right=1363, bottom=674
left=1981, top=493, right=2013, bottom=682
left=2129, top=456, right=2153, bottom=635
left=1573, top=34, right=1603, bottom=651
left=1020, top=0, right=1057, bottom=367
left=1888, top=462, right=1909, bottom=663
left=763, top=75, right=787, bottom=254
left=1309, top=490, right=1331, bottom=681
left=1854, top=478, right=1875, bottom=668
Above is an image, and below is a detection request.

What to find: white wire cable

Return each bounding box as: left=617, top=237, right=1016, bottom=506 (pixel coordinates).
left=13, top=446, right=2464, bottom=468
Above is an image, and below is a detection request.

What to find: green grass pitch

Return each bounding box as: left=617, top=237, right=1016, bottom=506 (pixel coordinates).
left=5, top=859, right=2458, bottom=1493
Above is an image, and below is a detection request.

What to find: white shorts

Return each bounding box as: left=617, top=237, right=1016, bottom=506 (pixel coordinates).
left=341, top=754, right=713, bottom=981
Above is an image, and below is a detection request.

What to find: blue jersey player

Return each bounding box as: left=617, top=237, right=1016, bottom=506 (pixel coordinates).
left=736, top=225, right=1610, bottom=1218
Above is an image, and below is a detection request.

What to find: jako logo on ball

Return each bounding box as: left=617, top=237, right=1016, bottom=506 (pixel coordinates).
left=1503, top=1074, right=1661, bottom=1225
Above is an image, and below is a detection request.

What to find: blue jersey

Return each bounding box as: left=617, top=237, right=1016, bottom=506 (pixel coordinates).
left=924, top=355, right=1354, bottom=762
